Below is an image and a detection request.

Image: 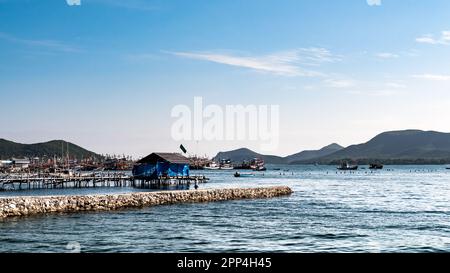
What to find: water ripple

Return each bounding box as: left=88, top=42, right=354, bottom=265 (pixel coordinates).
left=1, top=165, right=450, bottom=252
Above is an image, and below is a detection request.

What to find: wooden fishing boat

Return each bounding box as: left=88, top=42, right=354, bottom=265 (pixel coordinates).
left=337, top=162, right=358, bottom=171
left=234, top=172, right=254, bottom=178
left=369, top=163, right=384, bottom=170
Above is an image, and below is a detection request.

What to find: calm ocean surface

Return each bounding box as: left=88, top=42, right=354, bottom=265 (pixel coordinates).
left=1, top=165, right=450, bottom=253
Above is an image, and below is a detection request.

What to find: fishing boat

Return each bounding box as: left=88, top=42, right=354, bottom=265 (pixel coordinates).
left=48, top=169, right=74, bottom=178
left=234, top=160, right=252, bottom=170
left=204, top=162, right=220, bottom=170
left=446, top=165, right=450, bottom=170
left=234, top=172, right=254, bottom=178
left=337, top=162, right=358, bottom=171
left=369, top=163, right=384, bottom=170
left=219, top=159, right=234, bottom=170
left=251, top=158, right=267, bottom=171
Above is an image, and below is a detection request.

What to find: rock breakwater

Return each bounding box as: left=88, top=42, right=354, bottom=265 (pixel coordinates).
left=0, top=186, right=292, bottom=218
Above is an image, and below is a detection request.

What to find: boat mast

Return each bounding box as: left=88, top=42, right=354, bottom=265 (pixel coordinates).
left=61, top=141, right=64, bottom=169
left=67, top=142, right=69, bottom=170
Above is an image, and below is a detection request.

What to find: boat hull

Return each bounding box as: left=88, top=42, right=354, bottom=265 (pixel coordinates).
left=369, top=164, right=384, bottom=170
left=337, top=166, right=358, bottom=171
left=204, top=167, right=220, bottom=170
left=234, top=173, right=254, bottom=178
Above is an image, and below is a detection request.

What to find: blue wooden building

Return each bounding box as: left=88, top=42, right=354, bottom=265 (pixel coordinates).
left=132, top=153, right=190, bottom=180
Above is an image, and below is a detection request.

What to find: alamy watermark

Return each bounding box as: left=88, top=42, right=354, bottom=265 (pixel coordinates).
left=171, top=97, right=280, bottom=151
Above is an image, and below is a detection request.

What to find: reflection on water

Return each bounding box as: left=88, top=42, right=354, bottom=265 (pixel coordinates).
left=1, top=165, right=450, bottom=253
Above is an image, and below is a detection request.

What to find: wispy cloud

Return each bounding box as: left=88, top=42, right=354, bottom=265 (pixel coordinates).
left=367, top=0, right=382, bottom=6
left=324, top=78, right=356, bottom=88
left=385, top=82, right=407, bottom=89
left=170, top=48, right=340, bottom=77
left=416, top=31, right=450, bottom=45
left=376, top=52, right=399, bottom=59
left=66, top=0, right=81, bottom=6
left=412, top=74, right=450, bottom=81
left=324, top=77, right=406, bottom=97
left=374, top=50, right=419, bottom=59
left=347, top=89, right=398, bottom=97
left=0, top=32, right=80, bottom=53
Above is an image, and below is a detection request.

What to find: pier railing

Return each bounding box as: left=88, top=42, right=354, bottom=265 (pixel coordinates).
left=0, top=172, right=208, bottom=191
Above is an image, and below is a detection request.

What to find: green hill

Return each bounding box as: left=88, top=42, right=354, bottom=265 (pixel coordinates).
left=214, top=143, right=343, bottom=164
left=214, top=148, right=286, bottom=164
left=214, top=130, right=450, bottom=165
left=311, top=130, right=450, bottom=164
left=0, top=139, right=102, bottom=160
left=286, top=143, right=343, bottom=164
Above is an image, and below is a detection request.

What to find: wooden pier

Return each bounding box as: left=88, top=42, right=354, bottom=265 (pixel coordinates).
left=0, top=173, right=209, bottom=191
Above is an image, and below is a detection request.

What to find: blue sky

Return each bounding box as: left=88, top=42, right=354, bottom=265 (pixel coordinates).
left=1, top=0, right=450, bottom=157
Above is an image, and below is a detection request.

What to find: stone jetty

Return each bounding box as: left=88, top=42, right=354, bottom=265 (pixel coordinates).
left=0, top=186, right=293, bottom=218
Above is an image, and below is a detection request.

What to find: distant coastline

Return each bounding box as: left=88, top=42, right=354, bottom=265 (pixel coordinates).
left=215, top=130, right=450, bottom=165
left=3, top=129, right=450, bottom=166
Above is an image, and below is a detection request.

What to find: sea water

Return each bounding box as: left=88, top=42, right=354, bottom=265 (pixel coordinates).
left=0, top=165, right=449, bottom=253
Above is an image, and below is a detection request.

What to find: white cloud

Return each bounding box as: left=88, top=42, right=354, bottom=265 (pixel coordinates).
left=376, top=52, right=399, bottom=59
left=385, top=82, right=407, bottom=89
left=412, top=74, right=450, bottom=81
left=416, top=36, right=438, bottom=45
left=416, top=31, right=450, bottom=45
left=347, top=88, right=402, bottom=97
left=66, top=0, right=81, bottom=5
left=324, top=78, right=356, bottom=88
left=367, top=0, right=381, bottom=6
left=324, top=77, right=405, bottom=97
left=171, top=48, right=340, bottom=77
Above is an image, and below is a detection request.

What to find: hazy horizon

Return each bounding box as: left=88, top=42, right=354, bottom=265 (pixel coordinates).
left=3, top=128, right=450, bottom=159
left=1, top=0, right=450, bottom=158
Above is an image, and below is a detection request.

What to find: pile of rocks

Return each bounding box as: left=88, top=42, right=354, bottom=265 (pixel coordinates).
left=0, top=186, right=293, bottom=218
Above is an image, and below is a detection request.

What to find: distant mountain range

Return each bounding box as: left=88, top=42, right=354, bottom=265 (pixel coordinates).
left=215, top=148, right=287, bottom=164
left=215, top=143, right=343, bottom=164
left=0, top=139, right=102, bottom=160
left=214, top=130, right=450, bottom=165
left=285, top=143, right=343, bottom=164
left=312, top=130, right=450, bottom=164
left=4, top=129, right=450, bottom=164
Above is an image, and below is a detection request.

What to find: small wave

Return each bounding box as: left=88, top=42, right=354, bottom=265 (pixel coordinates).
left=312, top=233, right=368, bottom=240
left=0, top=237, right=30, bottom=244
left=413, top=225, right=450, bottom=231
left=396, top=246, right=448, bottom=253
left=192, top=241, right=211, bottom=246
left=357, top=209, right=450, bottom=215
left=165, top=236, right=189, bottom=241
